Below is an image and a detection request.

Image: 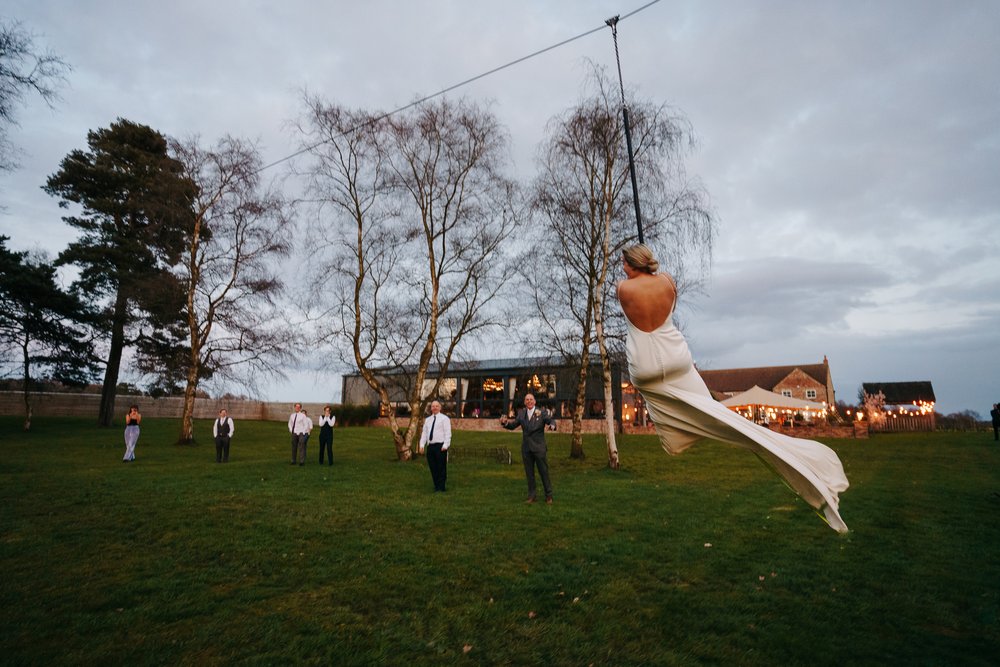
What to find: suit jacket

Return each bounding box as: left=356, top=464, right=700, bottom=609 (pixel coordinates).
left=503, top=408, right=556, bottom=453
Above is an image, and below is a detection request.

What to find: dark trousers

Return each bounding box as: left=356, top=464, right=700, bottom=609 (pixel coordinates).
left=291, top=434, right=308, bottom=464
left=522, top=446, right=552, bottom=500
left=319, top=431, right=333, bottom=465
left=426, top=442, right=448, bottom=491
left=215, top=435, right=231, bottom=462
left=994, top=423, right=999, bottom=441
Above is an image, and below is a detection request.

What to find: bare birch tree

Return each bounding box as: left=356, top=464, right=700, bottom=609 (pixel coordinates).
left=532, top=65, right=715, bottom=468
left=170, top=136, right=294, bottom=444
left=296, top=96, right=520, bottom=460
left=1, top=19, right=70, bottom=172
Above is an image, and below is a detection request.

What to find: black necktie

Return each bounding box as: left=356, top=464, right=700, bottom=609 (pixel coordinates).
left=429, top=415, right=437, bottom=442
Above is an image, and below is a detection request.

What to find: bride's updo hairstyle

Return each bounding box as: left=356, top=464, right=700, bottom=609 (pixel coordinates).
left=623, top=244, right=659, bottom=274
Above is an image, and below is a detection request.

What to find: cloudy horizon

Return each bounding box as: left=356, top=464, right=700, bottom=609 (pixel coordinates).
left=2, top=0, right=998, bottom=415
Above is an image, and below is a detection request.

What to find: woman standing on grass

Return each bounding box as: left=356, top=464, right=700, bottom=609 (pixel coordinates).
left=617, top=244, right=849, bottom=532
left=123, top=405, right=141, bottom=462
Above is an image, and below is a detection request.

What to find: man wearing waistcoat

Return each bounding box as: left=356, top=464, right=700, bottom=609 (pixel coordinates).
left=213, top=408, right=235, bottom=463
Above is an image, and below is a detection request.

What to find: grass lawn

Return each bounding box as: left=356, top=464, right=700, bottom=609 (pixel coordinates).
left=1, top=416, right=998, bottom=666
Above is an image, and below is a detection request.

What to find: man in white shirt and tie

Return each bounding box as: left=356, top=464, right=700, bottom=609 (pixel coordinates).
left=419, top=400, right=452, bottom=492
left=288, top=403, right=310, bottom=465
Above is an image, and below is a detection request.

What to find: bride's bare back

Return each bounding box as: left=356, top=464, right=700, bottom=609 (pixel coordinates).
left=617, top=272, right=676, bottom=333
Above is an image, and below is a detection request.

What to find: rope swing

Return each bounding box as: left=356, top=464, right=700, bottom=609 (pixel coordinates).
left=605, top=15, right=644, bottom=244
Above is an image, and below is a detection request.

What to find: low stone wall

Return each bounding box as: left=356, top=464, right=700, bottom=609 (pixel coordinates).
left=766, top=422, right=868, bottom=439
left=0, top=391, right=326, bottom=423
left=625, top=420, right=868, bottom=439
left=2, top=391, right=870, bottom=439
left=371, top=417, right=612, bottom=433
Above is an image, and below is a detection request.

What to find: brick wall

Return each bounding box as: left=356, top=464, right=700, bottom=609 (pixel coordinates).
left=3, top=392, right=868, bottom=438
left=773, top=369, right=829, bottom=403
left=626, top=420, right=867, bottom=439
left=370, top=417, right=612, bottom=433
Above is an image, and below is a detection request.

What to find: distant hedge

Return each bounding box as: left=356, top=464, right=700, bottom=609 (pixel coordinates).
left=331, top=404, right=380, bottom=426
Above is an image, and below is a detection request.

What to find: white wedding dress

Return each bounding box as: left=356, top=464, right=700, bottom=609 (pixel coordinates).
left=626, top=307, right=849, bottom=533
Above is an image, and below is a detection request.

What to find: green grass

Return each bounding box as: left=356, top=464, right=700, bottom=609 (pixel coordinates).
left=1, top=417, right=998, bottom=666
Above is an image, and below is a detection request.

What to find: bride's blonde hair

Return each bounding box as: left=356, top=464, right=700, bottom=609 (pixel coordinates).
left=622, top=244, right=659, bottom=274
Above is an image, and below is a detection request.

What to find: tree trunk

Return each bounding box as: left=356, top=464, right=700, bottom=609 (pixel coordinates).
left=178, top=356, right=199, bottom=444
left=98, top=290, right=129, bottom=427
left=21, top=339, right=32, bottom=431
left=570, top=348, right=589, bottom=459
left=179, top=205, right=204, bottom=446
left=594, top=296, right=620, bottom=469
left=404, top=411, right=421, bottom=460
left=600, top=360, right=620, bottom=470
left=385, top=406, right=413, bottom=461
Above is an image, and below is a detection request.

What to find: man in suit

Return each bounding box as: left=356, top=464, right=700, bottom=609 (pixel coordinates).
left=991, top=403, right=1000, bottom=442
left=419, top=400, right=452, bottom=492
left=502, top=393, right=557, bottom=504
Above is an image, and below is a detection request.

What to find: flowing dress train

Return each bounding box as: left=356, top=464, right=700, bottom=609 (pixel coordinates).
left=626, top=309, right=849, bottom=533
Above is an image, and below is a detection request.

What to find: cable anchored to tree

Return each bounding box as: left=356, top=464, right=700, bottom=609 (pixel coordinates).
left=255, top=0, right=662, bottom=175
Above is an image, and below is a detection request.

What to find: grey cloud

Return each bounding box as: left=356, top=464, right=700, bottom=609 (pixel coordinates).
left=3, top=0, right=998, bottom=412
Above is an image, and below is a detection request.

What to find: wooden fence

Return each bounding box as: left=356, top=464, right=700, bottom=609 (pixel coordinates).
left=868, top=414, right=936, bottom=433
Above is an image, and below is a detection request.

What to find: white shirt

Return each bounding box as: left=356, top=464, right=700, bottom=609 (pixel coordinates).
left=418, top=412, right=452, bottom=451
left=288, top=411, right=312, bottom=435
left=213, top=417, right=235, bottom=437
left=319, top=415, right=336, bottom=427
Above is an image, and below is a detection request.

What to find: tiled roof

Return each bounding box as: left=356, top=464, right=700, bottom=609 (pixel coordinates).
left=862, top=381, right=936, bottom=404
left=698, top=363, right=829, bottom=394
left=365, top=356, right=569, bottom=376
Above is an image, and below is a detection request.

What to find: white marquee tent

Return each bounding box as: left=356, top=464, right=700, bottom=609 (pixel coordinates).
left=720, top=385, right=827, bottom=412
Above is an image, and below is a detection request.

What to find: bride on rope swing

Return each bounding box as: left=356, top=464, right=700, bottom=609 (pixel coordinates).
left=616, top=243, right=849, bottom=533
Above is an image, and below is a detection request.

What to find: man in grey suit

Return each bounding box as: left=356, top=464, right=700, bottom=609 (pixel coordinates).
left=501, top=393, right=557, bottom=504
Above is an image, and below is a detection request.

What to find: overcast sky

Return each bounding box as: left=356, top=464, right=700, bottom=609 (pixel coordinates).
left=3, top=0, right=998, bottom=414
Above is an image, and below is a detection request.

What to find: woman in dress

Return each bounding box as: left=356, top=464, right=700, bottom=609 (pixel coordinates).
left=617, top=244, right=849, bottom=532
left=123, top=405, right=141, bottom=462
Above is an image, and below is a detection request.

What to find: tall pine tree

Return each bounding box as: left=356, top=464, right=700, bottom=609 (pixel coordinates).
left=44, top=119, right=196, bottom=426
